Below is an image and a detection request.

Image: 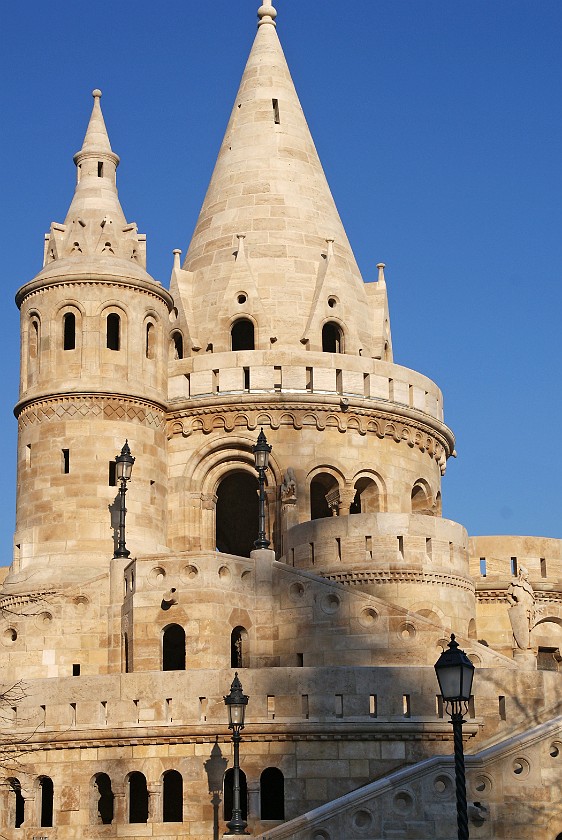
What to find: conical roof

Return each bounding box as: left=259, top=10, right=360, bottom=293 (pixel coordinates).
left=28, top=90, right=157, bottom=289
left=180, top=3, right=381, bottom=356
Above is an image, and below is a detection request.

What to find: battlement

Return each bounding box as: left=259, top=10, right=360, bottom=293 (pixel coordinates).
left=168, top=351, right=445, bottom=424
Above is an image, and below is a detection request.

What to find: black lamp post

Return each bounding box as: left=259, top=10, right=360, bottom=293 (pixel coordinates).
left=252, top=429, right=272, bottom=550
left=224, top=673, right=249, bottom=835
left=434, top=633, right=475, bottom=840
left=114, top=440, right=135, bottom=559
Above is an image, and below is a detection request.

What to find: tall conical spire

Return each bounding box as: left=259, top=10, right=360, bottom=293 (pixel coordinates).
left=178, top=2, right=389, bottom=357
left=39, top=90, right=149, bottom=271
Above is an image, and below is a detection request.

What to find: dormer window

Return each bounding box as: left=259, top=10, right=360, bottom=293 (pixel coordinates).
left=231, top=318, right=254, bottom=351
left=322, top=322, right=343, bottom=353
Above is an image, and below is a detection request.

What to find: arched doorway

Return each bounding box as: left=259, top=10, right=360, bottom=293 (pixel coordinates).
left=162, top=770, right=183, bottom=822
left=216, top=472, right=260, bottom=557
left=260, top=767, right=285, bottom=820
left=162, top=624, right=186, bottom=671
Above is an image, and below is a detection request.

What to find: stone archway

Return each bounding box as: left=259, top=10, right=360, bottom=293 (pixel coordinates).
left=216, top=471, right=259, bottom=557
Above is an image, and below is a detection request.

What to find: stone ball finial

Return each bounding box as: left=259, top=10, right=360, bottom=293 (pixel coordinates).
left=258, top=3, right=277, bottom=26
left=92, top=89, right=102, bottom=99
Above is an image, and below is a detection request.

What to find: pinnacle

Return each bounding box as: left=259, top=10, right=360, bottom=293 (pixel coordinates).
left=76, top=88, right=114, bottom=158
left=257, top=2, right=277, bottom=26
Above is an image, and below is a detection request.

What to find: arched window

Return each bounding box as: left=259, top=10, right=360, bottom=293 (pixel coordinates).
left=172, top=331, right=184, bottom=360
left=411, top=481, right=433, bottom=515
left=128, top=772, right=148, bottom=824
left=322, top=322, right=343, bottom=353
left=106, top=313, right=120, bottom=351
left=8, top=778, right=24, bottom=828
left=39, top=776, right=54, bottom=827
left=92, top=773, right=114, bottom=825
left=162, top=624, right=186, bottom=671
left=260, top=767, right=285, bottom=820
left=216, top=472, right=259, bottom=557
left=29, top=318, right=39, bottom=361
left=224, top=768, right=247, bottom=822
left=310, top=473, right=339, bottom=520
left=146, top=322, right=155, bottom=359
left=231, top=626, right=248, bottom=669
left=162, top=770, right=183, bottom=822
left=63, top=312, right=76, bottom=350
left=231, top=319, right=255, bottom=351
left=468, top=619, right=477, bottom=640
left=350, top=477, right=382, bottom=514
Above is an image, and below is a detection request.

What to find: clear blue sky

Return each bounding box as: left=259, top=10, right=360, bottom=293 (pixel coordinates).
left=1, top=1, right=561, bottom=565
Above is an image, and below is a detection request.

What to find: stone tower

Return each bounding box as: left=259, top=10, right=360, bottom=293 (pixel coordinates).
left=0, top=4, right=560, bottom=839
left=13, top=90, right=172, bottom=585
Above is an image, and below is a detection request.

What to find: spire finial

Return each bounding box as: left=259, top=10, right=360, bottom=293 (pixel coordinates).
left=257, top=2, right=277, bottom=27
left=376, top=262, right=386, bottom=284
left=92, top=89, right=102, bottom=99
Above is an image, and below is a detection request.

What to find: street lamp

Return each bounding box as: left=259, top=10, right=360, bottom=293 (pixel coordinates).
left=434, top=633, right=475, bottom=840
left=224, top=673, right=249, bottom=835
left=252, top=429, right=272, bottom=550
left=114, top=440, right=135, bottom=559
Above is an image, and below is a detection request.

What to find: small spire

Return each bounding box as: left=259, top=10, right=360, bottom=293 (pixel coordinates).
left=77, top=89, right=114, bottom=158
left=257, top=2, right=277, bottom=27
left=376, top=262, right=386, bottom=284
left=173, top=248, right=182, bottom=270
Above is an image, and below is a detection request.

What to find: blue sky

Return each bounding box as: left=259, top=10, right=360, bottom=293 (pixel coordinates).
left=1, top=1, right=561, bottom=565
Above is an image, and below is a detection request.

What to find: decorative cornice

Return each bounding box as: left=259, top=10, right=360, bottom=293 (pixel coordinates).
left=16, top=393, right=167, bottom=431
left=16, top=274, right=173, bottom=309
left=476, top=589, right=562, bottom=604
left=167, top=401, right=453, bottom=471
left=321, top=569, right=475, bottom=593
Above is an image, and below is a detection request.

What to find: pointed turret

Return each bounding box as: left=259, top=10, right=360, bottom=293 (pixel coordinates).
left=178, top=3, right=390, bottom=358
left=40, top=90, right=148, bottom=271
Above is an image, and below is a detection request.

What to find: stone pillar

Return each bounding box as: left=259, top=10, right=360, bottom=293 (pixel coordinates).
left=147, top=781, right=162, bottom=823
left=339, top=484, right=357, bottom=515
left=112, top=784, right=126, bottom=824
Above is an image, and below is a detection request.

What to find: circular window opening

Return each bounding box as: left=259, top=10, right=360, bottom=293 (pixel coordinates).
left=3, top=628, right=17, bottom=643
left=359, top=607, right=378, bottom=628
left=327, top=296, right=337, bottom=308
left=513, top=757, right=530, bottom=778
left=237, top=293, right=247, bottom=305
left=550, top=742, right=561, bottom=758
left=352, top=809, right=373, bottom=829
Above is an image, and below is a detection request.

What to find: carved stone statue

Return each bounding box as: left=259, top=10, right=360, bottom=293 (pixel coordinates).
left=281, top=467, right=297, bottom=501
left=507, top=566, right=535, bottom=650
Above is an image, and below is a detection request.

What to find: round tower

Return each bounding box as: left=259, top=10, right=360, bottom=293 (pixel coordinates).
left=165, top=3, right=474, bottom=633
left=12, top=90, right=173, bottom=586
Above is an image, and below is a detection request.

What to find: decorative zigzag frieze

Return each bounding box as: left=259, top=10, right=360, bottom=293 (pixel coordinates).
left=17, top=395, right=166, bottom=431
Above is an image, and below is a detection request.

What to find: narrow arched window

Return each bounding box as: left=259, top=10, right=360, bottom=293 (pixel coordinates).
left=231, top=626, right=248, bottom=668
left=224, top=768, right=248, bottom=822
left=162, top=624, right=186, bottom=671
left=172, top=331, right=184, bottom=360
left=93, top=774, right=114, bottom=825
left=123, top=633, right=130, bottom=673
left=146, top=322, right=155, bottom=359
left=29, top=318, right=39, bottom=360
left=322, top=322, right=343, bottom=353
left=107, top=313, right=120, bottom=351
left=39, top=776, right=54, bottom=827
left=231, top=319, right=254, bottom=351
left=162, top=770, right=183, bottom=822
left=128, top=772, right=148, bottom=824
left=63, top=312, right=76, bottom=350
left=260, top=767, right=285, bottom=820
left=8, top=778, right=24, bottom=828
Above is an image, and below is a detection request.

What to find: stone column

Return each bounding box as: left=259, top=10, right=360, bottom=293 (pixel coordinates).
left=147, top=782, right=162, bottom=823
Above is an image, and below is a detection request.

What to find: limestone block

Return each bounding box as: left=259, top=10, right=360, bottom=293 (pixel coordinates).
left=370, top=373, right=390, bottom=400
left=281, top=366, right=307, bottom=391
left=190, top=370, right=214, bottom=396
left=390, top=379, right=409, bottom=406
left=250, top=365, right=275, bottom=390
left=341, top=369, right=364, bottom=396
left=218, top=367, right=245, bottom=392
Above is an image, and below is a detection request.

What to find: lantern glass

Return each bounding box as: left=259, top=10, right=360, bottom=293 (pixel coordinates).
left=228, top=702, right=246, bottom=728
left=434, top=635, right=475, bottom=701
left=115, top=442, right=135, bottom=481
left=253, top=429, right=271, bottom=470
